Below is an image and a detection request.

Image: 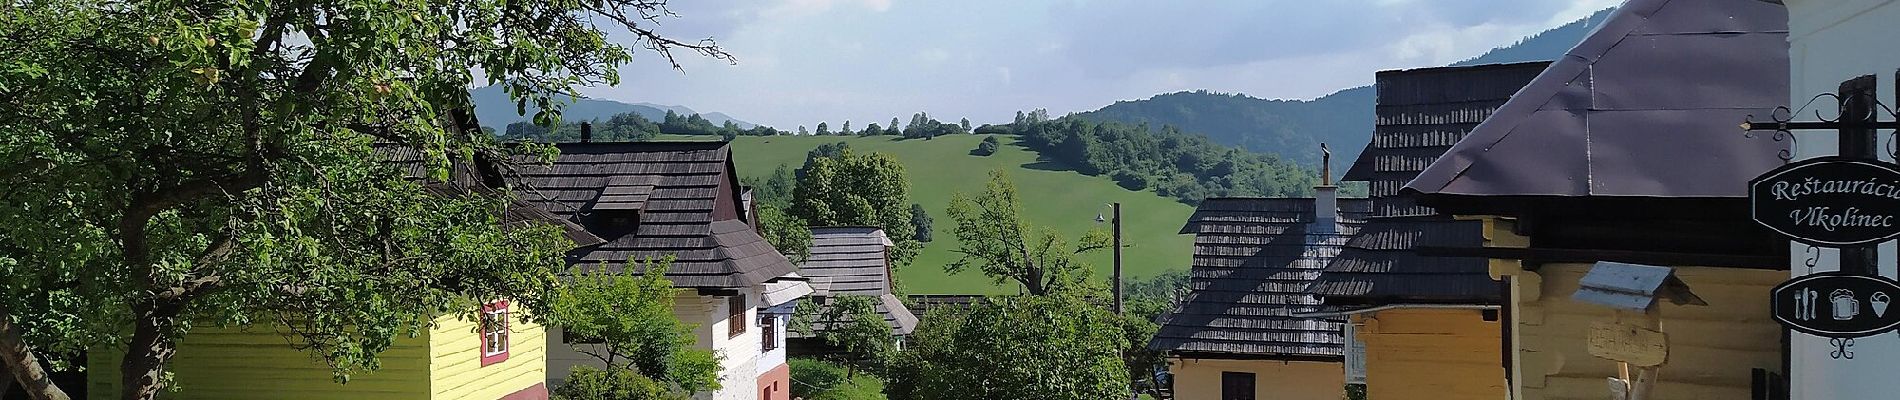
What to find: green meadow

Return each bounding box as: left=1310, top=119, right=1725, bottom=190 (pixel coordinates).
left=710, top=134, right=1196, bottom=295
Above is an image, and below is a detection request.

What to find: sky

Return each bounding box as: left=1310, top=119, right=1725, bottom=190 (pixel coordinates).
left=578, top=0, right=1621, bottom=129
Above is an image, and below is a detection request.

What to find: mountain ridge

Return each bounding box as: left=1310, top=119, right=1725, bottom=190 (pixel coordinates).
left=468, top=85, right=756, bottom=130
left=1070, top=8, right=1616, bottom=167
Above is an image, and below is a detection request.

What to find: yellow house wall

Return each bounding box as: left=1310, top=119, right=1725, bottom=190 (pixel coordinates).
left=88, top=310, right=547, bottom=400
left=1169, top=358, right=1343, bottom=400
left=1353, top=308, right=1506, bottom=400
left=86, top=325, right=432, bottom=400
left=428, top=312, right=547, bottom=400
left=1482, top=218, right=1786, bottom=400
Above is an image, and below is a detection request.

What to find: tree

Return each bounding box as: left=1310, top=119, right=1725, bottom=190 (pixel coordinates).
left=741, top=164, right=797, bottom=209
left=840, top=120, right=852, bottom=136
left=974, top=136, right=1000, bottom=156
left=799, top=142, right=854, bottom=177
left=0, top=1, right=730, bottom=399
left=1119, top=270, right=1188, bottom=396
left=815, top=122, right=831, bottom=136
left=945, top=171, right=1109, bottom=295
left=888, top=117, right=903, bottom=136
left=793, top=295, right=893, bottom=378
left=790, top=149, right=922, bottom=266
left=908, top=204, right=933, bottom=242
left=551, top=258, right=722, bottom=395
left=755, top=204, right=813, bottom=263
left=883, top=296, right=1128, bottom=400
left=553, top=367, right=688, bottom=400
left=799, top=125, right=810, bottom=136
left=861, top=123, right=883, bottom=137
left=959, top=118, right=971, bottom=132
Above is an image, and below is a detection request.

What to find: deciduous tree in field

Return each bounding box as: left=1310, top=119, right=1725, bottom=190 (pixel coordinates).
left=789, top=149, right=922, bottom=266
left=0, top=1, right=728, bottom=399
left=944, top=171, right=1110, bottom=296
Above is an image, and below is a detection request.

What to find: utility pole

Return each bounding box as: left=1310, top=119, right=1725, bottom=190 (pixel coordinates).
left=1113, top=202, right=1123, bottom=315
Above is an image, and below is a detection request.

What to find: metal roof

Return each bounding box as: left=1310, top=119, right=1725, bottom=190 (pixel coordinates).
left=1151, top=197, right=1368, bottom=359
left=514, top=141, right=798, bottom=290
left=1404, top=0, right=1790, bottom=199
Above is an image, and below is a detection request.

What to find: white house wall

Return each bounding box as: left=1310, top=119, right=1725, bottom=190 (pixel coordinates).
left=545, top=288, right=767, bottom=400
left=1785, top=1, right=1900, bottom=398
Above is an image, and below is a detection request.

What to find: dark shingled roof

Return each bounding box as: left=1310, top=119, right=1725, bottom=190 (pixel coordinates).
left=1309, top=62, right=1545, bottom=306
left=1405, top=0, right=1789, bottom=199
left=515, top=141, right=797, bottom=289
left=1307, top=217, right=1493, bottom=304
left=1151, top=197, right=1368, bottom=359
left=378, top=145, right=606, bottom=247
left=796, top=227, right=919, bottom=336
left=1346, top=61, right=1550, bottom=217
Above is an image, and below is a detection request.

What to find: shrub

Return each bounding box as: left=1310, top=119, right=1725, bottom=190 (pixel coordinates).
left=552, top=366, right=687, bottom=400
left=974, top=136, right=1000, bottom=156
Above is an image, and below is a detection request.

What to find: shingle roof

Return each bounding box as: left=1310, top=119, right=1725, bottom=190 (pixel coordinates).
left=514, top=141, right=797, bottom=289
left=795, top=227, right=918, bottom=336
left=1307, top=217, right=1494, bottom=304
left=1348, top=62, right=1549, bottom=217
left=1151, top=197, right=1367, bottom=359
left=1405, top=0, right=1790, bottom=198
left=1309, top=62, right=1544, bottom=306
left=378, top=145, right=606, bottom=247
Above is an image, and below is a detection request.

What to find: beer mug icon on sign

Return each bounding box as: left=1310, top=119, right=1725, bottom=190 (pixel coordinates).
left=1833, top=289, right=1860, bottom=320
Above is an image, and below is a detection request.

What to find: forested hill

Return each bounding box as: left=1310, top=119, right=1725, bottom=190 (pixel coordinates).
left=1450, top=8, right=1615, bottom=67
left=467, top=84, right=754, bottom=131
left=1070, top=8, right=1614, bottom=167
left=1074, top=88, right=1371, bottom=167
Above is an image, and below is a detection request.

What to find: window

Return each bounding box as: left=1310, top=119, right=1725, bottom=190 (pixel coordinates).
left=480, top=301, right=510, bottom=366
left=728, top=295, right=748, bottom=338
left=1221, top=371, right=1255, bottom=400
left=761, top=313, right=779, bottom=350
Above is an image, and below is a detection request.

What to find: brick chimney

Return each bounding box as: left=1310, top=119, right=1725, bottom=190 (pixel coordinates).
left=580, top=122, right=593, bottom=143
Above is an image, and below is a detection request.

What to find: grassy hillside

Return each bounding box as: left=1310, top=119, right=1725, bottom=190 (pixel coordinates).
left=718, top=134, right=1196, bottom=295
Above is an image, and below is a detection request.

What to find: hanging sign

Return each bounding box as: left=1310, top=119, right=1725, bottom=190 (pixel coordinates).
left=1771, top=272, right=1900, bottom=338
left=1749, top=156, right=1900, bottom=246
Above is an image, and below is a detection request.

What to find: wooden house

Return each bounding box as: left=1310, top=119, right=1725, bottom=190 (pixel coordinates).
left=1402, top=1, right=1792, bottom=398
left=1301, top=62, right=1547, bottom=400
left=517, top=141, right=805, bottom=400
left=1150, top=188, right=1371, bottom=400
left=790, top=227, right=919, bottom=352
left=83, top=138, right=608, bottom=400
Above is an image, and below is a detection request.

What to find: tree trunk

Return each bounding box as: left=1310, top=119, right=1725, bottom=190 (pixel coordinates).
left=0, top=305, right=72, bottom=400
left=118, top=302, right=181, bottom=400
left=0, top=363, right=14, bottom=399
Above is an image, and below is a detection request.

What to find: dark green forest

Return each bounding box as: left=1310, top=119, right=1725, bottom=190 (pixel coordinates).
left=992, top=111, right=1320, bottom=202
left=1068, top=8, right=1609, bottom=168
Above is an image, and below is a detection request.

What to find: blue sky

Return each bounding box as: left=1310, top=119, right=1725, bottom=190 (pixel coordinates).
left=580, top=0, right=1619, bottom=129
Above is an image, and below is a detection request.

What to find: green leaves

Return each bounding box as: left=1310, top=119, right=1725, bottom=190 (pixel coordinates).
left=0, top=0, right=731, bottom=397
left=883, top=296, right=1129, bottom=400
left=945, top=171, right=1104, bottom=296
left=789, top=148, right=923, bottom=266
left=548, top=258, right=721, bottom=395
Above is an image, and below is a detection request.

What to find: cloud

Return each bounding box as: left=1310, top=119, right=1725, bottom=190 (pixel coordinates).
left=584, top=1, right=1615, bottom=129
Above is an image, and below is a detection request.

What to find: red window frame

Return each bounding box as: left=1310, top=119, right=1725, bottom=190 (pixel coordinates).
left=480, top=300, right=510, bottom=366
